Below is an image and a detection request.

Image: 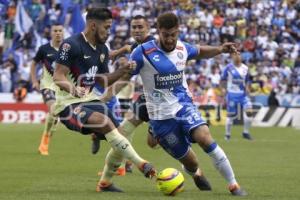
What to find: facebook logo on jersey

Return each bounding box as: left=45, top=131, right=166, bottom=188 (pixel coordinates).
left=154, top=71, right=183, bottom=89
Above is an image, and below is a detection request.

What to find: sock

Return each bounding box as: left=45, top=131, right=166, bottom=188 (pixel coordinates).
left=105, top=129, right=145, bottom=166
left=243, top=112, right=252, bottom=134
left=181, top=164, right=202, bottom=177
left=43, top=113, right=57, bottom=136
left=205, top=142, right=237, bottom=186
left=120, top=119, right=137, bottom=141
left=225, top=117, right=233, bottom=136
left=100, top=148, right=123, bottom=184
left=118, top=120, right=137, bottom=168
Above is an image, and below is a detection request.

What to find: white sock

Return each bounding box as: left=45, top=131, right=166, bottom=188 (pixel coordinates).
left=243, top=112, right=252, bottom=134
left=225, top=117, right=233, bottom=136
left=206, top=143, right=237, bottom=185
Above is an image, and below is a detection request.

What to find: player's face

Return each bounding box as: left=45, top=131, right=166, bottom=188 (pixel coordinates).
left=117, top=56, right=128, bottom=68
left=130, top=18, right=149, bottom=43
left=51, top=25, right=64, bottom=43
left=158, top=26, right=179, bottom=52
left=232, top=53, right=242, bottom=65
left=95, top=19, right=112, bottom=44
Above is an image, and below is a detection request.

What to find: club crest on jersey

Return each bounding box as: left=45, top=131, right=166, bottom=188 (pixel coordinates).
left=100, top=53, right=105, bottom=63
left=60, top=43, right=71, bottom=60
left=177, top=52, right=184, bottom=59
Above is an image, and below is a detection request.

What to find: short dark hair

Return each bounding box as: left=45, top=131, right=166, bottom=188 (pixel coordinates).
left=157, top=12, right=179, bottom=29
left=86, top=7, right=112, bottom=21
left=51, top=22, right=63, bottom=27
left=132, top=15, right=147, bottom=21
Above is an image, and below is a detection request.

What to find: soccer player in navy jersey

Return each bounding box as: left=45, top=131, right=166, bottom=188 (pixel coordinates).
left=221, top=53, right=253, bottom=140
left=127, top=13, right=247, bottom=196
left=52, top=8, right=156, bottom=192
left=95, top=15, right=157, bottom=176
left=30, top=23, right=64, bottom=155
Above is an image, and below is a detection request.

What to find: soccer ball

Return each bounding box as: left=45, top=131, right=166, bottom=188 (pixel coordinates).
left=156, top=168, right=184, bottom=196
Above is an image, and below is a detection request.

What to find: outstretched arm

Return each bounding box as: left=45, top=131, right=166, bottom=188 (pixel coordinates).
left=194, top=42, right=239, bottom=59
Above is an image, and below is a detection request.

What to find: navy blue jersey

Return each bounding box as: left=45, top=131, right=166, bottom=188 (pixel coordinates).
left=56, top=33, right=109, bottom=89
left=34, top=43, right=58, bottom=75
left=54, top=33, right=110, bottom=114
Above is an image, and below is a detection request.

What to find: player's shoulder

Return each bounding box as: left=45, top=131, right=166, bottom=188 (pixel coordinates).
left=62, top=34, right=82, bottom=48
left=37, top=42, right=51, bottom=52
left=241, top=63, right=249, bottom=70
left=132, top=40, right=156, bottom=55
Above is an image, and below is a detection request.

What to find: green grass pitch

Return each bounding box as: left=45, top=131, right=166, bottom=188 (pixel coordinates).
left=0, top=124, right=299, bottom=200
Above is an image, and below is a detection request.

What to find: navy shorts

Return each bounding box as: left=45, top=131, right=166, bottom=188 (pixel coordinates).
left=132, top=94, right=149, bottom=122
left=41, top=89, right=56, bottom=103
left=59, top=101, right=120, bottom=136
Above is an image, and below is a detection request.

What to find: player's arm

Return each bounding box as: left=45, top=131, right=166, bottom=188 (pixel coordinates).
left=30, top=47, right=43, bottom=91
left=245, top=73, right=252, bottom=96
left=191, top=43, right=239, bottom=60
left=53, top=41, right=86, bottom=97
left=53, top=63, right=86, bottom=97
left=109, top=44, right=131, bottom=61
left=30, top=60, right=40, bottom=91
left=99, top=61, right=136, bottom=102
left=220, top=67, right=228, bottom=96
left=95, top=61, right=135, bottom=88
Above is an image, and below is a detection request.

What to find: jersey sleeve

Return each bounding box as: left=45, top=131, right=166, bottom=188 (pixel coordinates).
left=183, top=42, right=199, bottom=60
left=221, top=66, right=229, bottom=81
left=56, top=40, right=79, bottom=68
left=130, top=45, right=144, bottom=75
left=33, top=46, right=44, bottom=63
left=98, top=45, right=110, bottom=74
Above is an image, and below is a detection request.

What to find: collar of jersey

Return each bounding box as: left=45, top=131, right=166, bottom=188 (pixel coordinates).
left=81, top=32, right=97, bottom=50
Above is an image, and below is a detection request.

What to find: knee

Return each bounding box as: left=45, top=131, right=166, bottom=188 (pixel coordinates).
left=191, top=125, right=213, bottom=147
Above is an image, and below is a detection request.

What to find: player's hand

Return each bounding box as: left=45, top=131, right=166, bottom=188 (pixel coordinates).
left=221, top=42, right=239, bottom=54
left=32, top=81, right=40, bottom=91
left=120, top=60, right=137, bottom=74
left=109, top=50, right=119, bottom=63
left=73, top=86, right=87, bottom=98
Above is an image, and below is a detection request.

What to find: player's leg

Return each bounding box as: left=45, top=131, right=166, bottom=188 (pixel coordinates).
left=191, top=125, right=247, bottom=196
left=179, top=149, right=211, bottom=191
left=59, top=102, right=156, bottom=191
left=38, top=89, right=58, bottom=155
left=151, top=119, right=211, bottom=191
left=225, top=96, right=237, bottom=140
left=179, top=104, right=247, bottom=196
left=242, top=97, right=253, bottom=140
left=110, top=94, right=149, bottom=174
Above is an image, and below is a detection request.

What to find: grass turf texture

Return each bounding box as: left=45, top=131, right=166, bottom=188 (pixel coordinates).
left=0, top=124, right=299, bottom=200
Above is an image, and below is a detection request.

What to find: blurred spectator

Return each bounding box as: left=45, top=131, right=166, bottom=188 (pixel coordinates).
left=268, top=90, right=279, bottom=107
left=0, top=0, right=299, bottom=98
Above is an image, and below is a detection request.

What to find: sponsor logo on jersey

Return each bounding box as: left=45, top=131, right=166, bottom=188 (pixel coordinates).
left=153, top=54, right=160, bottom=62
left=145, top=47, right=157, bottom=54
left=86, top=66, right=98, bottom=81
left=154, top=71, right=183, bottom=89
left=84, top=55, right=91, bottom=59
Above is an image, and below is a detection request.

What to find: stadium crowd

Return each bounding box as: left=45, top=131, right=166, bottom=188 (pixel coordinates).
left=0, top=0, right=299, bottom=102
